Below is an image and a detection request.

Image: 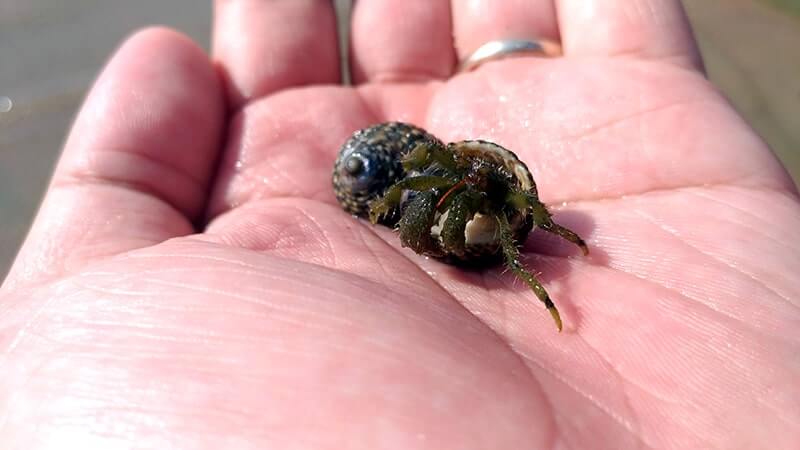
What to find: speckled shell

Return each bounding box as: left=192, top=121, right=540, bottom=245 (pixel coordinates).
left=447, top=140, right=536, bottom=193
left=332, top=122, right=442, bottom=218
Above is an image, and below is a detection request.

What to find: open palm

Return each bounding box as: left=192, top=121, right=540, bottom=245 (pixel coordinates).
left=2, top=1, right=799, bottom=448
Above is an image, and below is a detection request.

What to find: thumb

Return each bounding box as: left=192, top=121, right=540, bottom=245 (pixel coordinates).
left=4, top=28, right=225, bottom=289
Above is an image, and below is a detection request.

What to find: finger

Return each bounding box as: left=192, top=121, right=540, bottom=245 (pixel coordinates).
left=212, top=0, right=340, bottom=109
left=556, top=0, right=704, bottom=71
left=428, top=54, right=785, bottom=204
left=5, top=28, right=224, bottom=289
left=451, top=0, right=560, bottom=62
left=350, top=0, right=456, bottom=83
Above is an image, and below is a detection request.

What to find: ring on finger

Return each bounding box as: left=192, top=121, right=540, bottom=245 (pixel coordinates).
left=459, top=38, right=562, bottom=72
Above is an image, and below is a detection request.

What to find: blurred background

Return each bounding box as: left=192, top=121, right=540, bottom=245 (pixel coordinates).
left=1, top=0, right=799, bottom=279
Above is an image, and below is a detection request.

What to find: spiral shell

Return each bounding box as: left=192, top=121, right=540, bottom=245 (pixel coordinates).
left=332, top=122, right=442, bottom=218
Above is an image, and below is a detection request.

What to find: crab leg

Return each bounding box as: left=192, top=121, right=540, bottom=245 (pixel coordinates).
left=368, top=175, right=455, bottom=223
left=438, top=192, right=472, bottom=258
left=530, top=203, right=589, bottom=256
left=397, top=191, right=445, bottom=257
left=506, top=191, right=589, bottom=255
left=402, top=141, right=458, bottom=173
left=496, top=213, right=563, bottom=331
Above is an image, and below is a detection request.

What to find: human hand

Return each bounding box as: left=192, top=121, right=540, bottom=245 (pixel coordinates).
left=2, top=1, right=799, bottom=448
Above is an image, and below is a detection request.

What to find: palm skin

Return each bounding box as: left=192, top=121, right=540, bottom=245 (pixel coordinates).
left=2, top=11, right=800, bottom=450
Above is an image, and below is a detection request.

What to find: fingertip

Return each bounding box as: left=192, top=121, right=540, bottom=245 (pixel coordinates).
left=556, top=0, right=704, bottom=72
left=62, top=25, right=225, bottom=217
left=350, top=0, right=455, bottom=83
left=7, top=26, right=226, bottom=287
left=212, top=0, right=340, bottom=108
left=113, top=26, right=225, bottom=107
left=122, top=25, right=206, bottom=57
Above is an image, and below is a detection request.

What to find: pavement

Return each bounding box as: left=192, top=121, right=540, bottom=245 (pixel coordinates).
left=1, top=0, right=798, bottom=278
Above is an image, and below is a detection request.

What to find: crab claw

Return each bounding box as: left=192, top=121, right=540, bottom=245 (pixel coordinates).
left=548, top=306, right=563, bottom=332
left=368, top=199, right=392, bottom=224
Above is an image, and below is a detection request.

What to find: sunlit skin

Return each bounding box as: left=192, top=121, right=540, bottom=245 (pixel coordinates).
left=1, top=1, right=799, bottom=449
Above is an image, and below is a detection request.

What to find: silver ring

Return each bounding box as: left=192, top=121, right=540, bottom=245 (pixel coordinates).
left=459, top=39, right=562, bottom=72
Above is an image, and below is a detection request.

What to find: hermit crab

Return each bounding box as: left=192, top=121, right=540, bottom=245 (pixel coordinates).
left=332, top=122, right=587, bottom=331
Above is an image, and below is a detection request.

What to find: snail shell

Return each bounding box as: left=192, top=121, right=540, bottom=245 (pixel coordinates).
left=332, top=122, right=441, bottom=219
